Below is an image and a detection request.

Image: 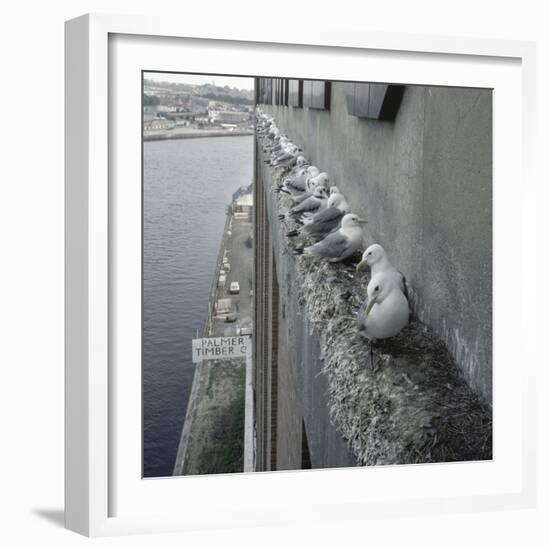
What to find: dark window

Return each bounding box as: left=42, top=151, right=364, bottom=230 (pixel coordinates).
left=271, top=79, right=277, bottom=105
left=347, top=82, right=405, bottom=121
left=302, top=80, right=313, bottom=107
left=272, top=79, right=276, bottom=105
left=288, top=79, right=303, bottom=107
left=258, top=78, right=273, bottom=105
left=277, top=79, right=284, bottom=106
left=303, top=80, right=331, bottom=110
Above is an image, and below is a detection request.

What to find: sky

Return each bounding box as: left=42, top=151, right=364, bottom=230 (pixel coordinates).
left=144, top=72, right=255, bottom=91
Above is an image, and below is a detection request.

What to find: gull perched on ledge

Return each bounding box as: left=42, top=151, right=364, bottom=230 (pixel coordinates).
left=292, top=185, right=328, bottom=214
left=293, top=213, right=367, bottom=262
left=280, top=166, right=321, bottom=198
left=286, top=192, right=350, bottom=240
left=356, top=243, right=408, bottom=297
left=356, top=271, right=409, bottom=341
left=306, top=172, right=330, bottom=194
left=279, top=186, right=328, bottom=222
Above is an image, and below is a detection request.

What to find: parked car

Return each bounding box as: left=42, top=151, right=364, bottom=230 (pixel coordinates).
left=225, top=312, right=238, bottom=323
left=229, top=281, right=240, bottom=294
left=236, top=326, right=253, bottom=336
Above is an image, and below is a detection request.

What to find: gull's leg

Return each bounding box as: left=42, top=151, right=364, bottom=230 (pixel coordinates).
left=369, top=339, right=374, bottom=370
left=370, top=339, right=381, bottom=372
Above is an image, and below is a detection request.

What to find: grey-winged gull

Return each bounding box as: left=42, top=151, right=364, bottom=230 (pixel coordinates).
left=280, top=186, right=328, bottom=221
left=293, top=213, right=367, bottom=262
left=279, top=166, right=317, bottom=195
left=286, top=192, right=350, bottom=239
left=289, top=171, right=330, bottom=204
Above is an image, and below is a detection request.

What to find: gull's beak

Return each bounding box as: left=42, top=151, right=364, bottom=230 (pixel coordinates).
left=356, top=259, right=369, bottom=272
left=365, top=297, right=376, bottom=316
left=357, top=219, right=368, bottom=224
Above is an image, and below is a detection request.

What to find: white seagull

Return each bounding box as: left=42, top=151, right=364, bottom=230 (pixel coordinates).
left=356, top=243, right=407, bottom=296
left=293, top=213, right=367, bottom=262
left=356, top=271, right=409, bottom=341
left=306, top=172, right=330, bottom=193
left=278, top=166, right=311, bottom=195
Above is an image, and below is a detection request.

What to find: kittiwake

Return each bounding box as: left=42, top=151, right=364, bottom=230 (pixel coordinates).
left=293, top=213, right=367, bottom=262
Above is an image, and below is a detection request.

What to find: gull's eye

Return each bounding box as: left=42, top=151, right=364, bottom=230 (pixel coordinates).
left=368, top=252, right=372, bottom=256
left=374, top=285, right=380, bottom=292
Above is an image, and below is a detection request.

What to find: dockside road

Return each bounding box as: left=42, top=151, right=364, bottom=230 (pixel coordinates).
left=210, top=215, right=253, bottom=337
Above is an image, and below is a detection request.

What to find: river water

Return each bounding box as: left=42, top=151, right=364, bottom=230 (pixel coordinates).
left=143, top=136, right=253, bottom=477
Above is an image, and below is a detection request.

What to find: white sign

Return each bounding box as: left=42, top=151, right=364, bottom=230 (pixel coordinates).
left=191, top=336, right=251, bottom=363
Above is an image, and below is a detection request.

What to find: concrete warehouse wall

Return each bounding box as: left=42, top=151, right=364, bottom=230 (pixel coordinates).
left=253, top=149, right=357, bottom=470
left=260, top=82, right=492, bottom=404
left=254, top=155, right=492, bottom=469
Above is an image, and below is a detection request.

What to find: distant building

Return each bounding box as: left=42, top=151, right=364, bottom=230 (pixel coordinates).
left=209, top=109, right=250, bottom=125
left=143, top=105, right=158, bottom=121
left=143, top=118, right=175, bottom=131
left=232, top=184, right=253, bottom=220
left=233, top=193, right=253, bottom=219
left=232, top=184, right=253, bottom=202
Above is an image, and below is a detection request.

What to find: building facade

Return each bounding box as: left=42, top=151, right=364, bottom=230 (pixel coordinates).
left=253, top=79, right=493, bottom=471
left=209, top=109, right=250, bottom=125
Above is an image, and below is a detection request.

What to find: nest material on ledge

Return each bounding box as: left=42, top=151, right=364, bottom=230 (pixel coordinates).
left=267, top=163, right=492, bottom=466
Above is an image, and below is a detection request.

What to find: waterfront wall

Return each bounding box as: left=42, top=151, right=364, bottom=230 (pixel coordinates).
left=260, top=83, right=492, bottom=404
left=174, top=209, right=232, bottom=475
